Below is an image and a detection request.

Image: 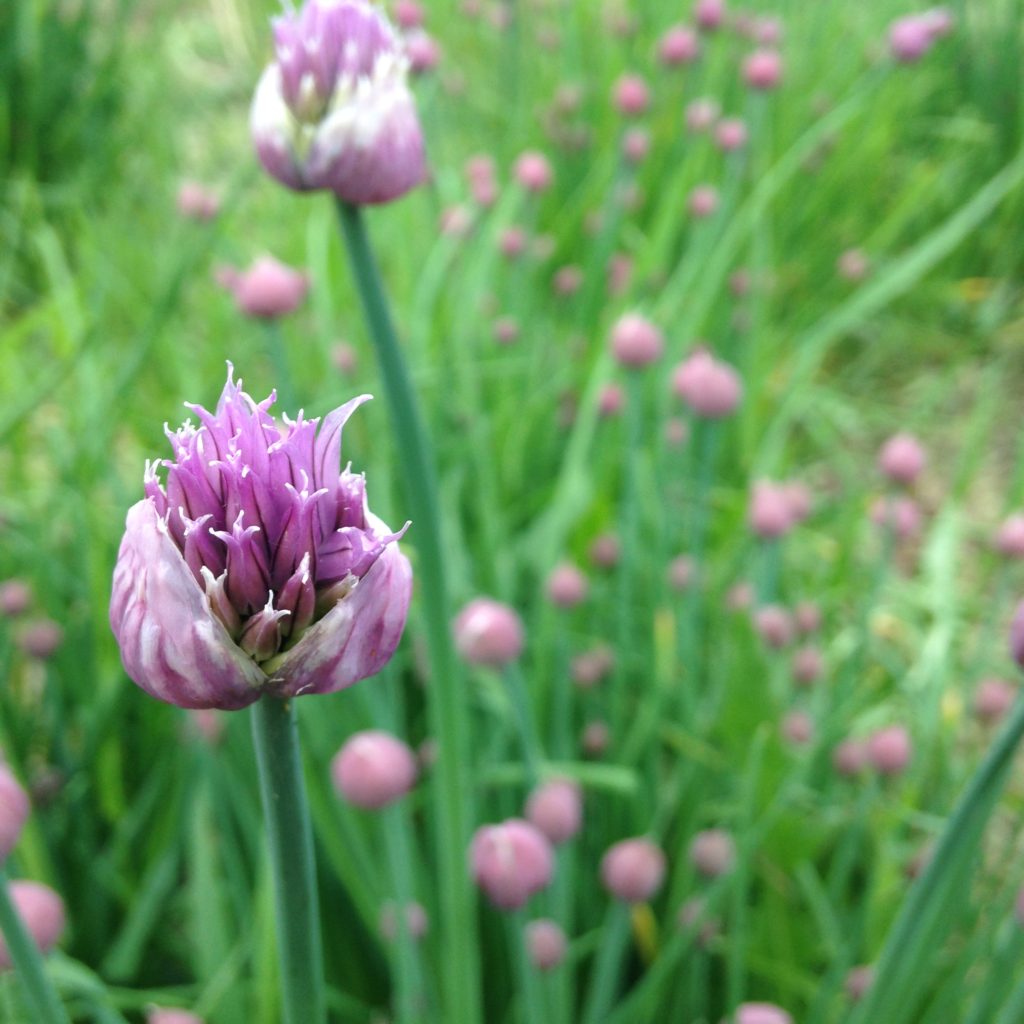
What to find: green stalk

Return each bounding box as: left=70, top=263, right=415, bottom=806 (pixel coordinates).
left=335, top=198, right=478, bottom=1023
left=382, top=805, right=425, bottom=1024
left=262, top=321, right=297, bottom=414
left=581, top=903, right=631, bottom=1024
left=849, top=693, right=1024, bottom=1024
left=0, top=870, right=71, bottom=1024
left=250, top=696, right=325, bottom=1024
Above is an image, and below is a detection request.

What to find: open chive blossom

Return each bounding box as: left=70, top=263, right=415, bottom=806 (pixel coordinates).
left=250, top=0, right=427, bottom=205
left=109, top=367, right=411, bottom=710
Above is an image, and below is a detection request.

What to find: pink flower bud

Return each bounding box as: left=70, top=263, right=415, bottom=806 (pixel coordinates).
left=0, top=766, right=29, bottom=861
left=226, top=256, right=309, bottom=320
left=727, top=581, right=755, bottom=611
left=667, top=555, right=697, bottom=592
left=715, top=118, right=748, bottom=152
left=689, top=829, right=735, bottom=878
left=571, top=647, right=614, bottom=690
left=672, top=349, right=742, bottom=418
left=0, top=580, right=31, bottom=618
left=610, top=314, right=664, bottom=369
left=753, top=605, right=794, bottom=649
left=379, top=899, right=428, bottom=940
left=493, top=316, right=520, bottom=345
left=870, top=495, right=922, bottom=540
left=889, top=16, right=933, bottom=62
left=686, top=97, right=720, bottom=132
left=781, top=710, right=814, bottom=746
left=867, top=725, right=912, bottom=776
left=607, top=253, right=633, bottom=296
left=514, top=151, right=553, bottom=193
left=546, top=564, right=588, bottom=608
left=1015, top=887, right=1024, bottom=927
left=176, top=182, right=220, bottom=221
left=601, top=838, right=666, bottom=903
left=688, top=184, right=719, bottom=218
left=878, top=433, right=926, bottom=484
left=331, top=342, right=359, bottom=375
left=677, top=897, right=720, bottom=947
left=832, top=738, right=868, bottom=777
left=838, top=248, right=870, bottom=281
left=17, top=619, right=62, bottom=660
left=406, top=30, right=440, bottom=74
left=731, top=1004, right=793, bottom=1024
left=1009, top=601, right=1024, bottom=669
left=525, top=918, right=566, bottom=970
left=187, top=709, right=226, bottom=745
left=598, top=383, right=625, bottom=418
left=470, top=819, right=554, bottom=909
left=147, top=1011, right=204, bottom=1024
left=589, top=534, right=620, bottom=569
left=332, top=730, right=418, bottom=809
left=622, top=128, right=651, bottom=164
left=453, top=598, right=524, bottom=666
left=554, top=265, right=583, bottom=297
left=791, top=646, right=823, bottom=686
left=659, top=25, right=700, bottom=65
left=582, top=720, right=610, bottom=756
left=613, top=74, right=650, bottom=116
left=525, top=778, right=583, bottom=844
left=755, top=17, right=783, bottom=46
left=109, top=369, right=411, bottom=709
left=743, top=50, right=783, bottom=90
left=499, top=226, right=528, bottom=259
left=665, top=418, right=689, bottom=446
left=393, top=0, right=422, bottom=28
left=695, top=0, right=725, bottom=31
left=794, top=602, right=821, bottom=634
left=0, top=882, right=65, bottom=970
left=845, top=965, right=874, bottom=1003
left=974, top=678, right=1016, bottom=725
left=995, top=515, right=1024, bottom=558
left=749, top=482, right=794, bottom=539
left=251, top=0, right=427, bottom=205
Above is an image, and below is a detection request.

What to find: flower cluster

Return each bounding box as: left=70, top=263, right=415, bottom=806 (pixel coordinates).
left=110, top=367, right=411, bottom=709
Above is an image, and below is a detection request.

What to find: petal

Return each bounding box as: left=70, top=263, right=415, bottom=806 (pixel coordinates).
left=110, top=500, right=267, bottom=710
left=268, top=517, right=411, bottom=697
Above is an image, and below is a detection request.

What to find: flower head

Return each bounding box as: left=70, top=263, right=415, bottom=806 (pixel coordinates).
left=110, top=367, right=411, bottom=710
left=251, top=0, right=427, bottom=205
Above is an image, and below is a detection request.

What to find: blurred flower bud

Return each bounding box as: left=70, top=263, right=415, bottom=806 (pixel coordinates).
left=515, top=151, right=553, bottom=193
left=176, top=182, right=220, bottom=222
left=781, top=709, right=814, bottom=746
left=0, top=882, right=64, bottom=970
left=582, top=720, right=610, bottom=757
left=743, top=50, right=783, bottom=90
left=571, top=647, right=614, bottom=690
left=17, top=619, right=63, bottom=660
left=547, top=563, right=588, bottom=608
left=688, top=184, right=719, bottom=218
left=695, top=0, right=725, bottom=31
left=613, top=74, right=650, bottom=116
left=749, top=482, right=794, bottom=539
left=526, top=778, right=582, bottom=845
left=0, top=580, right=31, bottom=618
left=870, top=495, right=922, bottom=540
left=659, top=25, right=700, bottom=65
left=832, top=738, right=868, bottom=777
left=715, top=118, right=748, bottom=152
left=974, top=678, right=1016, bottom=725
left=753, top=605, right=794, bottom=649
left=791, top=646, right=823, bottom=686
left=667, top=555, right=697, bottom=592
left=454, top=598, right=524, bottom=666
left=689, top=829, right=735, bottom=878
left=673, top=349, right=742, bottom=418
left=589, top=533, right=620, bottom=569
left=867, top=725, right=912, bottom=776
left=845, top=965, right=874, bottom=1003
left=471, top=819, right=554, bottom=909
left=732, top=1004, right=793, bottom=1024
left=878, top=433, right=926, bottom=485
left=525, top=918, right=566, bottom=970
left=686, top=97, right=720, bottom=132
left=601, top=838, right=666, bottom=903
left=379, top=899, right=428, bottom=940
left=332, top=730, right=418, bottom=809
left=996, top=515, right=1024, bottom=558
left=611, top=313, right=664, bottom=369
left=147, top=1011, right=205, bottom=1024
left=251, top=0, right=426, bottom=204
left=837, top=247, right=869, bottom=281
left=0, top=766, right=29, bottom=861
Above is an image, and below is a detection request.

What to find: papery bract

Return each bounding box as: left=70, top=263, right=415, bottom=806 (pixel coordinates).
left=110, top=368, right=411, bottom=710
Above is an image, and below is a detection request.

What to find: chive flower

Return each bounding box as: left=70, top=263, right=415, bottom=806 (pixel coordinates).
left=109, top=367, right=411, bottom=710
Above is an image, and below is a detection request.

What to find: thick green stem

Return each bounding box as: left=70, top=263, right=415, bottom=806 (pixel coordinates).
left=0, top=871, right=71, bottom=1024
left=335, top=199, right=478, bottom=1023
left=250, top=697, right=325, bottom=1024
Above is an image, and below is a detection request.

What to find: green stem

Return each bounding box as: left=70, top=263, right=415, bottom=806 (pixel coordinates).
left=581, top=903, right=631, bottom=1024
left=382, top=805, right=425, bottom=1023
left=335, top=198, right=478, bottom=1023
left=250, top=697, right=325, bottom=1024
left=0, top=870, right=71, bottom=1024
left=263, top=320, right=297, bottom=413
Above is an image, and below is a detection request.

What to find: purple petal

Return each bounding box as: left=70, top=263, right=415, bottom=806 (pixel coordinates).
left=109, top=500, right=266, bottom=710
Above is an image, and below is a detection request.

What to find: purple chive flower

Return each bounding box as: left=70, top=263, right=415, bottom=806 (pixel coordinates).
left=109, top=367, right=411, bottom=710
left=250, top=0, right=427, bottom=205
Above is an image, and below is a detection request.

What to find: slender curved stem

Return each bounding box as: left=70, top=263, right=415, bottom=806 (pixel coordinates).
left=335, top=199, right=479, bottom=1024
left=250, top=696, right=325, bottom=1024
left=0, top=870, right=71, bottom=1024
